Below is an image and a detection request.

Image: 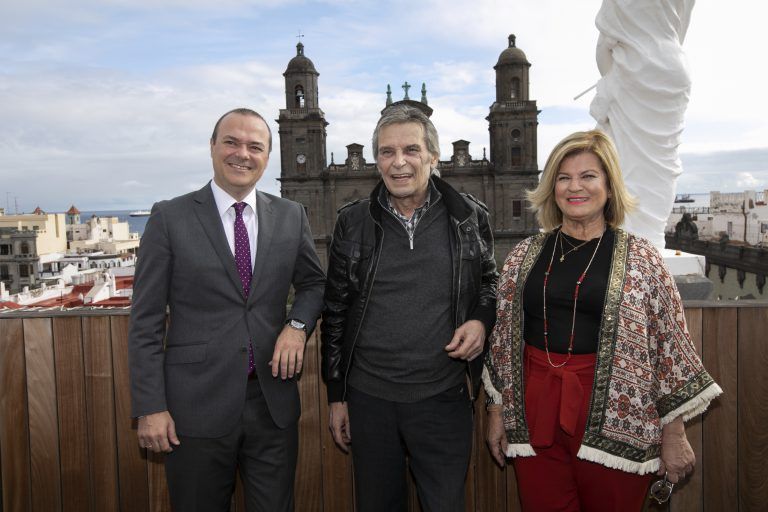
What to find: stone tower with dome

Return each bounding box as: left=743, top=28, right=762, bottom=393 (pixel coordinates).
left=278, top=35, right=540, bottom=266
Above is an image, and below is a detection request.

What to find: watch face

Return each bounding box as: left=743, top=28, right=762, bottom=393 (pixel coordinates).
left=290, top=319, right=306, bottom=330
left=296, top=153, right=306, bottom=164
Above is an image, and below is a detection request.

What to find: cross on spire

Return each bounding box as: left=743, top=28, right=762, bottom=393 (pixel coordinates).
left=402, top=81, right=411, bottom=100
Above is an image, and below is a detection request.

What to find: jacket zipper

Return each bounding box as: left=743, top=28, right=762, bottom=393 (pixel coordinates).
left=385, top=197, right=440, bottom=250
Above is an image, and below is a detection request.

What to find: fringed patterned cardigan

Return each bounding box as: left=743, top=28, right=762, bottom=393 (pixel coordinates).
left=483, top=229, right=722, bottom=475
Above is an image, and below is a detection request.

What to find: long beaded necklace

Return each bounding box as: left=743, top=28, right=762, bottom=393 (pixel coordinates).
left=542, top=228, right=605, bottom=368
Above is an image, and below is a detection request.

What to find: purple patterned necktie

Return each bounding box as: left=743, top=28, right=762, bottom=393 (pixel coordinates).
left=233, top=202, right=255, bottom=374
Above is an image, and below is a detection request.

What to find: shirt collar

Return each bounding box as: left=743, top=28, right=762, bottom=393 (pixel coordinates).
left=210, top=179, right=258, bottom=218
left=379, top=178, right=440, bottom=216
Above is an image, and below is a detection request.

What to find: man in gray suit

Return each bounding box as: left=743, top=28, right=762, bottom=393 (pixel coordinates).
left=129, top=108, right=325, bottom=511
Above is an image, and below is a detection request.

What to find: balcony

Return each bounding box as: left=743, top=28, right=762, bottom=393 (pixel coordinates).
left=0, top=303, right=766, bottom=511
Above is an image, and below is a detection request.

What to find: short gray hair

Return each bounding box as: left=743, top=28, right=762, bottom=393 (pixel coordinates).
left=372, top=104, right=440, bottom=161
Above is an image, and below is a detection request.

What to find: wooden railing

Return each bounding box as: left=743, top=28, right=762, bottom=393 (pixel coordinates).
left=1, top=303, right=766, bottom=511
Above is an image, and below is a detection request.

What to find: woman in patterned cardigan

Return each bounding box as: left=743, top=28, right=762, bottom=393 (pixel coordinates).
left=483, top=130, right=721, bottom=511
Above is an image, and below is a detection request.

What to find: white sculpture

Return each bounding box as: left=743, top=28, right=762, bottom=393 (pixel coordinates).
left=590, top=0, right=695, bottom=248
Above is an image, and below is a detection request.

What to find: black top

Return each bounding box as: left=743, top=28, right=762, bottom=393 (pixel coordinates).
left=523, top=228, right=615, bottom=354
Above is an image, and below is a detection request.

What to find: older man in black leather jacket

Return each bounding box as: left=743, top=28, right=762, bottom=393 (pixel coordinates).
left=321, top=104, right=498, bottom=512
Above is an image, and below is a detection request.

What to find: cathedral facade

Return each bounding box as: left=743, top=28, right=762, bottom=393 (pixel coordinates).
left=278, top=35, right=541, bottom=266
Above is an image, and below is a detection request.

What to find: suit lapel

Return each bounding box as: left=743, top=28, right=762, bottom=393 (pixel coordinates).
left=192, top=183, right=244, bottom=297
left=248, top=190, right=275, bottom=306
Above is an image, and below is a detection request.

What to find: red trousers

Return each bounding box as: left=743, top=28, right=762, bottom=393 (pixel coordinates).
left=513, top=344, right=651, bottom=512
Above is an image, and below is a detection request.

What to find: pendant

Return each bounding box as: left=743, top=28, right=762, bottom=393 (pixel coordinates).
left=559, top=255, right=565, bottom=262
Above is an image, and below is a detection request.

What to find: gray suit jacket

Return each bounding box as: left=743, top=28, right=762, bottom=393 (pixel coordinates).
left=128, top=182, right=325, bottom=436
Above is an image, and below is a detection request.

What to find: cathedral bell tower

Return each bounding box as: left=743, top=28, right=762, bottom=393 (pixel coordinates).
left=486, top=34, right=540, bottom=252
left=278, top=42, right=328, bottom=179
left=487, top=34, right=538, bottom=173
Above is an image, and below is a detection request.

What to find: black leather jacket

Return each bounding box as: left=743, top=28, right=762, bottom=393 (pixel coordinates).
left=321, top=177, right=498, bottom=403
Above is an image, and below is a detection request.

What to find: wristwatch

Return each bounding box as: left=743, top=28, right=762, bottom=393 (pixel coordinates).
left=286, top=318, right=307, bottom=334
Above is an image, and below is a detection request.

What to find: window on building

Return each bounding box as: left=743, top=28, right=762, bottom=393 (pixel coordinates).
left=0, top=244, right=10, bottom=255
left=0, top=264, right=9, bottom=280
left=20, top=242, right=30, bottom=254
left=512, top=200, right=522, bottom=218
left=295, top=86, right=305, bottom=108
left=19, top=264, right=29, bottom=278
left=511, top=129, right=521, bottom=142
left=510, top=78, right=520, bottom=99
left=510, top=147, right=522, bottom=166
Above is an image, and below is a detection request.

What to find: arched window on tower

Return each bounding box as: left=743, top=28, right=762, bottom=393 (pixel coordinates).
left=510, top=147, right=522, bottom=166
left=295, top=85, right=305, bottom=108
left=510, top=129, right=522, bottom=166
left=510, top=78, right=520, bottom=100
left=512, top=200, right=522, bottom=218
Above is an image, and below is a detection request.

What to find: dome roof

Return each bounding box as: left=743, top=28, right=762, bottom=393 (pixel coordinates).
left=496, top=34, right=529, bottom=65
left=285, top=42, right=318, bottom=74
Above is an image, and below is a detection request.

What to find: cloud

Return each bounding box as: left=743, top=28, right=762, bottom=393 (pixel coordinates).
left=677, top=148, right=768, bottom=193
left=2, top=0, right=767, bottom=213
left=736, top=172, right=761, bottom=189
left=120, top=180, right=152, bottom=188
left=0, top=57, right=287, bottom=210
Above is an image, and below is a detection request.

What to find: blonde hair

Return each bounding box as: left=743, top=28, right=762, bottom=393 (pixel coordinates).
left=527, top=129, right=636, bottom=231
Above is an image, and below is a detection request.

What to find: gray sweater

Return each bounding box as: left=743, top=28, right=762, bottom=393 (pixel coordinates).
left=348, top=199, right=465, bottom=402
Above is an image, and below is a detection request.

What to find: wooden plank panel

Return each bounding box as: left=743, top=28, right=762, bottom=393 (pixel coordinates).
left=671, top=308, right=703, bottom=511
left=505, top=460, right=521, bottom=512
left=148, top=452, right=171, bottom=512
left=318, top=339, right=354, bottom=512
left=473, top=389, right=507, bottom=512
left=464, top=422, right=476, bottom=512
left=738, top=306, right=768, bottom=511
left=83, top=316, right=119, bottom=511
left=702, top=307, right=737, bottom=510
left=53, top=316, right=91, bottom=512
left=296, top=330, right=323, bottom=511
left=24, top=318, right=62, bottom=511
left=232, top=476, right=245, bottom=511
left=406, top=465, right=421, bottom=511
left=1, top=304, right=760, bottom=512
left=0, top=318, right=31, bottom=512
left=110, top=315, right=149, bottom=512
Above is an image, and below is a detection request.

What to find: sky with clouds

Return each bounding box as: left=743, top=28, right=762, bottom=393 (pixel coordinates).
left=1, top=0, right=766, bottom=212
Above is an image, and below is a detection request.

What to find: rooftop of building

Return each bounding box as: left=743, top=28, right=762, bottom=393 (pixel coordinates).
left=0, top=275, right=134, bottom=310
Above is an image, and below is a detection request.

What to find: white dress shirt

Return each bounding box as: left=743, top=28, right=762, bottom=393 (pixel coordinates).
left=210, top=179, right=258, bottom=269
